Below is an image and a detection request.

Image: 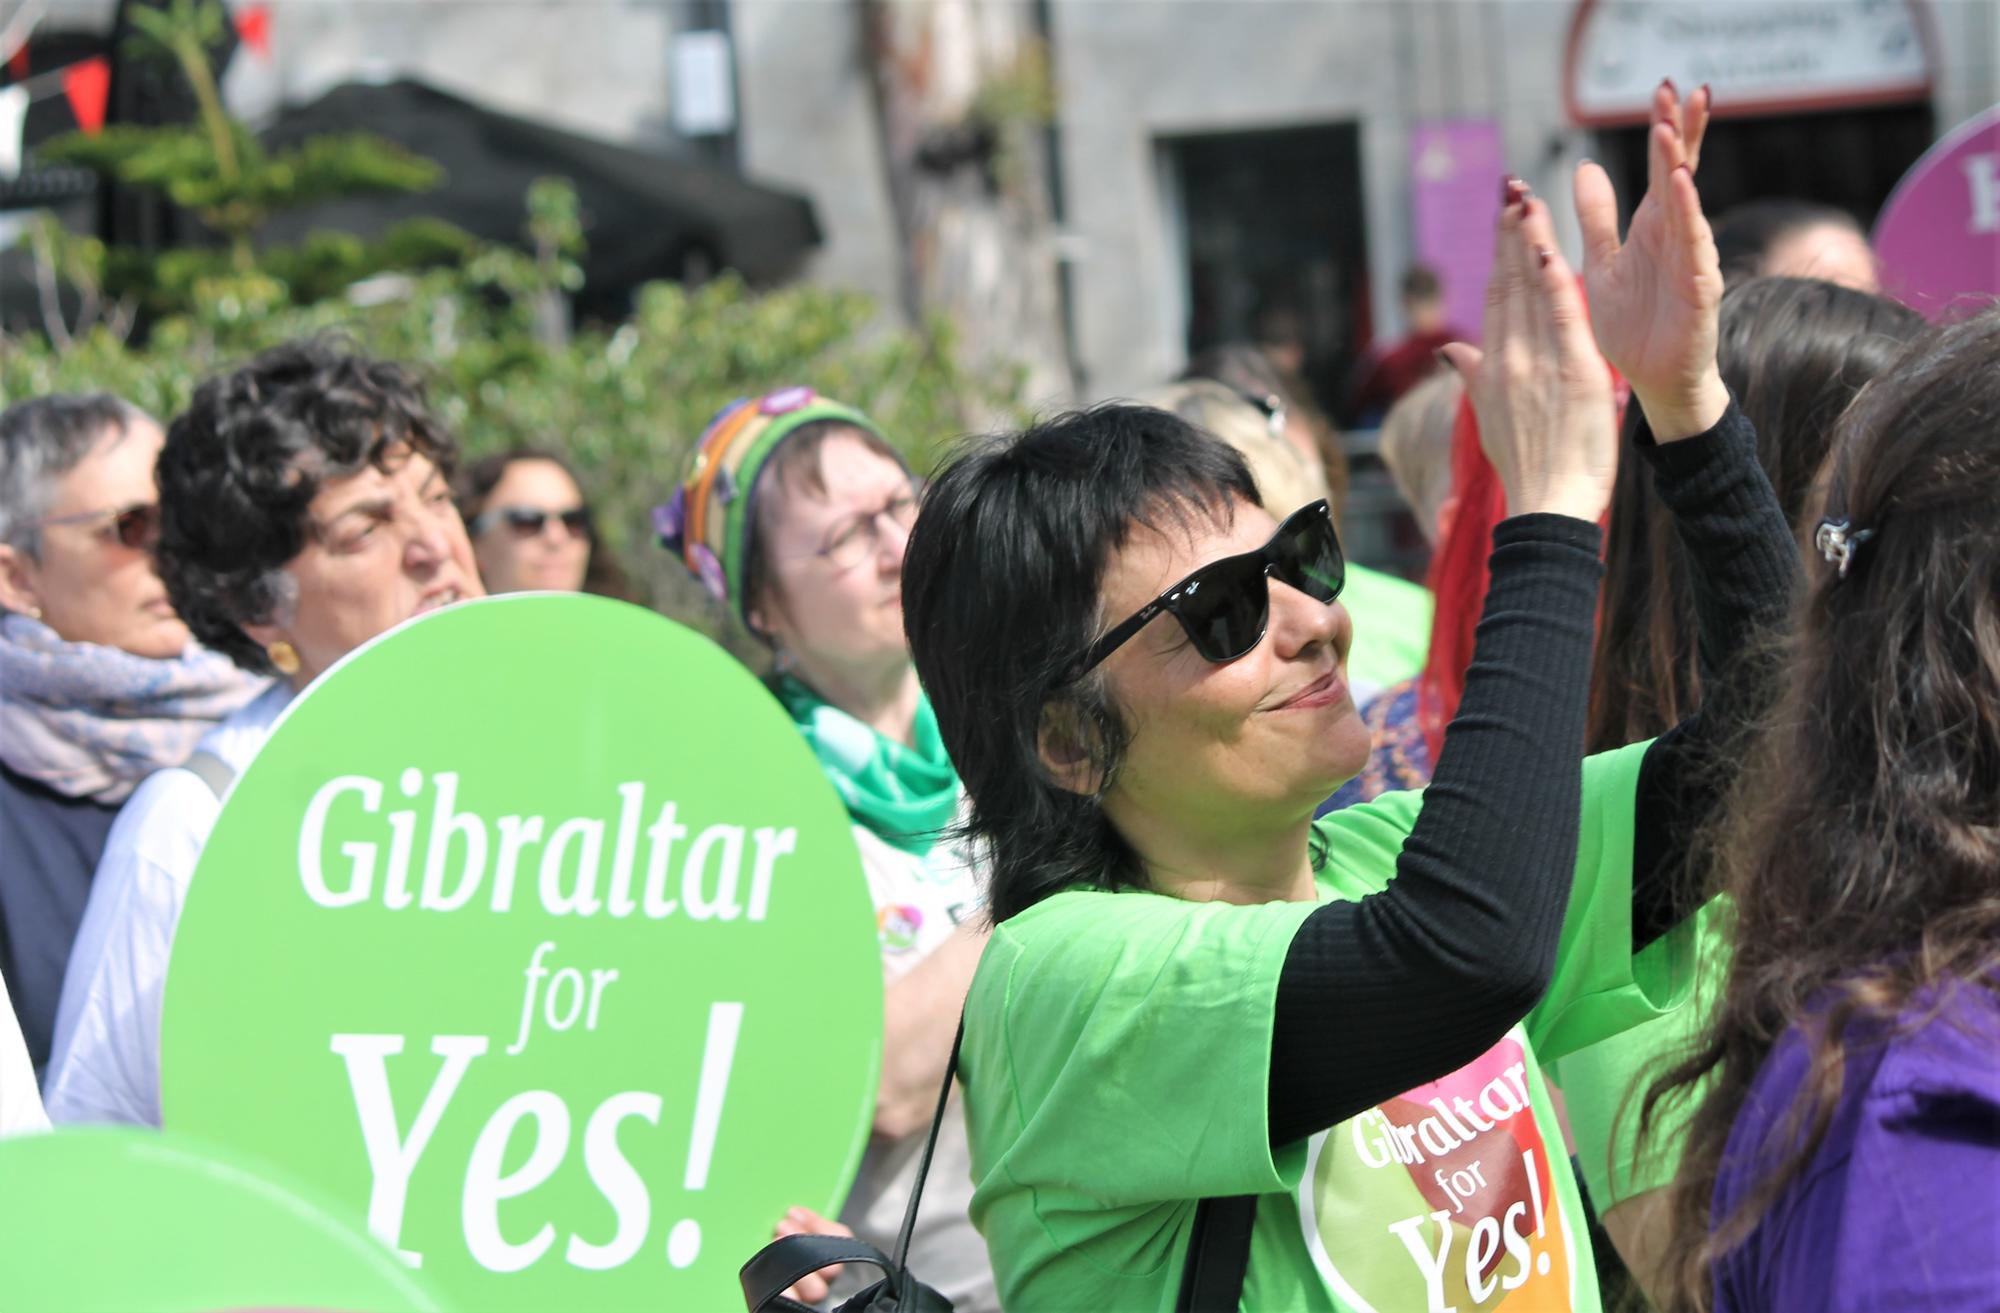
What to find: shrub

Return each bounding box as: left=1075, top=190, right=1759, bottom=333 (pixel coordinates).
left=1, top=249, right=1024, bottom=641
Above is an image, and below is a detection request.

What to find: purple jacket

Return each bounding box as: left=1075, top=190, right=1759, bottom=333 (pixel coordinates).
left=1712, top=982, right=2000, bottom=1311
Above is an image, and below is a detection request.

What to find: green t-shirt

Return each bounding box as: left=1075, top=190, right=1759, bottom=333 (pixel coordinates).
left=961, top=741, right=1690, bottom=1312
left=1549, top=900, right=1727, bottom=1211
left=1341, top=564, right=1433, bottom=699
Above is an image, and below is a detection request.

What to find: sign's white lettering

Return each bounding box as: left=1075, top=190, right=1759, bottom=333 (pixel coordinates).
left=296, top=771, right=797, bottom=923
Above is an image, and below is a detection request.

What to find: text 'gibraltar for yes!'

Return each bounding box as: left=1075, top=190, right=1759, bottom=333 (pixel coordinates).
left=295, top=769, right=800, bottom=921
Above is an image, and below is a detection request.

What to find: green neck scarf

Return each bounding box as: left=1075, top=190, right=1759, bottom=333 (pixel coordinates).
left=771, top=673, right=960, bottom=857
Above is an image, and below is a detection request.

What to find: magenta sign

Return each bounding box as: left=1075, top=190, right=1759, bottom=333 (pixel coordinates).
left=1873, top=105, right=2000, bottom=321
left=1411, top=120, right=1502, bottom=343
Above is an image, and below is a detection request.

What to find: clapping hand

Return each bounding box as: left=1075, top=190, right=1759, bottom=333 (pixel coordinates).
left=1440, top=180, right=1617, bottom=523
left=1575, top=81, right=1730, bottom=441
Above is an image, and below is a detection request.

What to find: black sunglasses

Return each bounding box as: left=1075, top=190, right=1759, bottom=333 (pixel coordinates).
left=1074, top=499, right=1344, bottom=677
left=472, top=505, right=591, bottom=539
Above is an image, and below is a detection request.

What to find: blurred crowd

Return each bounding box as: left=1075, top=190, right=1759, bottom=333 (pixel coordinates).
left=1, top=83, right=1995, bottom=1313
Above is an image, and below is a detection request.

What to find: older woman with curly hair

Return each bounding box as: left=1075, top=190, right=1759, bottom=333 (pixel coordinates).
left=45, top=339, right=483, bottom=1125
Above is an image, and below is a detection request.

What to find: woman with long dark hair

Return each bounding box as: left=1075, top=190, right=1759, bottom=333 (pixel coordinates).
left=1644, top=310, right=2000, bottom=1312
left=1555, top=274, right=1928, bottom=1303
left=1588, top=276, right=1928, bottom=752
left=900, top=87, right=1800, bottom=1311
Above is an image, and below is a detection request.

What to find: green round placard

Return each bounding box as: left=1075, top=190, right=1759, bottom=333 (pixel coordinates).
left=0, top=1126, right=451, bottom=1312
left=162, top=594, right=884, bottom=1310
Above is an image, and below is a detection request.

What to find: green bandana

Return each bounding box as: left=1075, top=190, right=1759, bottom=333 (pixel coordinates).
left=771, top=674, right=960, bottom=856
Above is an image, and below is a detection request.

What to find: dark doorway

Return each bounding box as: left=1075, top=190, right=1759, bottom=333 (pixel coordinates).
left=1164, top=122, right=1369, bottom=417
left=1594, top=101, right=1935, bottom=229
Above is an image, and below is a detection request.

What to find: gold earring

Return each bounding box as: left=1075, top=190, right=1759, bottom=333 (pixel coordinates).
left=267, top=640, right=301, bottom=676
left=26, top=606, right=41, bottom=621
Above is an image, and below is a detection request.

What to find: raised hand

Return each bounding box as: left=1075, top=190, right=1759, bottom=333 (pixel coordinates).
left=1439, top=180, right=1617, bottom=523
left=1575, top=81, right=1730, bottom=441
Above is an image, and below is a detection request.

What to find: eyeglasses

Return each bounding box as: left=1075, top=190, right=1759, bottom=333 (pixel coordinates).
left=471, top=505, right=591, bottom=540
left=816, top=490, right=918, bottom=571
left=1073, top=499, right=1344, bottom=677
left=38, top=502, right=160, bottom=550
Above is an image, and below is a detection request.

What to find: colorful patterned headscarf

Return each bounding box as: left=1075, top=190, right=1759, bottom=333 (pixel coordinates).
left=653, top=387, right=896, bottom=629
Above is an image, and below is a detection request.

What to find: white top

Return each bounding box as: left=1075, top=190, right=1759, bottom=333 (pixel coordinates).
left=43, top=684, right=293, bottom=1126
left=836, top=821, right=998, bottom=1313
left=853, top=825, right=984, bottom=979
left=0, top=972, right=48, bottom=1136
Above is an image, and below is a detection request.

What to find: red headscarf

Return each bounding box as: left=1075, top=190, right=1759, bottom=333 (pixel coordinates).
left=1414, top=394, right=1508, bottom=762
left=1413, top=326, right=1625, bottom=762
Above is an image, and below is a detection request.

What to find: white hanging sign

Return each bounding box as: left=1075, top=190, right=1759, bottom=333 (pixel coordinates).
left=1564, top=0, right=1933, bottom=126
left=672, top=30, right=736, bottom=138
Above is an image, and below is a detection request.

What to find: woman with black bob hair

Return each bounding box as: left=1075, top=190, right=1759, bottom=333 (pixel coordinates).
left=45, top=337, right=483, bottom=1125
left=900, top=86, right=1795, bottom=1310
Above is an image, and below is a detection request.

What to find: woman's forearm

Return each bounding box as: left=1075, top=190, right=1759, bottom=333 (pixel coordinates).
left=1639, top=400, right=1799, bottom=684
left=1268, top=515, right=1604, bottom=1146
left=1630, top=401, right=1801, bottom=950
left=874, top=922, right=985, bottom=1140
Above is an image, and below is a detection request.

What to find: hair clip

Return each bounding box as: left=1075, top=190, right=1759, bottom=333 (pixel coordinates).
left=1814, top=517, right=1875, bottom=580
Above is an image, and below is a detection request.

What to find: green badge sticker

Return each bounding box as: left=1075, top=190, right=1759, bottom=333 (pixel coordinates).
left=0, top=1126, right=451, bottom=1312
left=162, top=595, right=884, bottom=1310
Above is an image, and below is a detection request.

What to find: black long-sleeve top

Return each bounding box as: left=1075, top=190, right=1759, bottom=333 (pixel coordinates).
left=1267, top=401, right=1798, bottom=1147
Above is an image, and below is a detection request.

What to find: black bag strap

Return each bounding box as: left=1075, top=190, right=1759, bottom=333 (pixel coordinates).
left=1175, top=1193, right=1257, bottom=1313
left=889, top=1019, right=963, bottom=1271
left=741, top=1232, right=900, bottom=1313
left=741, top=1022, right=1256, bottom=1312
left=740, top=1231, right=949, bottom=1313
left=740, top=1022, right=964, bottom=1312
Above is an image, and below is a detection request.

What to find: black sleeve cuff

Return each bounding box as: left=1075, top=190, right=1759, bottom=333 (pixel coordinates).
left=1633, top=399, right=1765, bottom=499
left=1491, top=512, right=1606, bottom=557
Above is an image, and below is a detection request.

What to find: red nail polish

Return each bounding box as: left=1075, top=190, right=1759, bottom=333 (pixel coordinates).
left=1536, top=247, right=1552, bottom=269
left=1698, top=81, right=1711, bottom=103
left=1661, top=76, right=1677, bottom=96
left=1501, top=174, right=1519, bottom=203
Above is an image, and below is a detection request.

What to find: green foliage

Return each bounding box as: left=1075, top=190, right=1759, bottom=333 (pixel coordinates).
left=971, top=39, right=1058, bottom=130
left=122, top=0, right=227, bottom=57
left=37, top=0, right=447, bottom=283
left=1, top=230, right=1025, bottom=637
left=259, top=220, right=480, bottom=305
left=38, top=125, right=442, bottom=269
left=7, top=2, right=1026, bottom=641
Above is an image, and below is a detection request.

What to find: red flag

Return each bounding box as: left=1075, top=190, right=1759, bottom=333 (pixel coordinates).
left=234, top=4, right=272, bottom=60
left=62, top=56, right=109, bottom=135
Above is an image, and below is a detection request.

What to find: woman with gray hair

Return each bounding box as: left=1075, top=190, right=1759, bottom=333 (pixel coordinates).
left=0, top=394, right=261, bottom=1076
